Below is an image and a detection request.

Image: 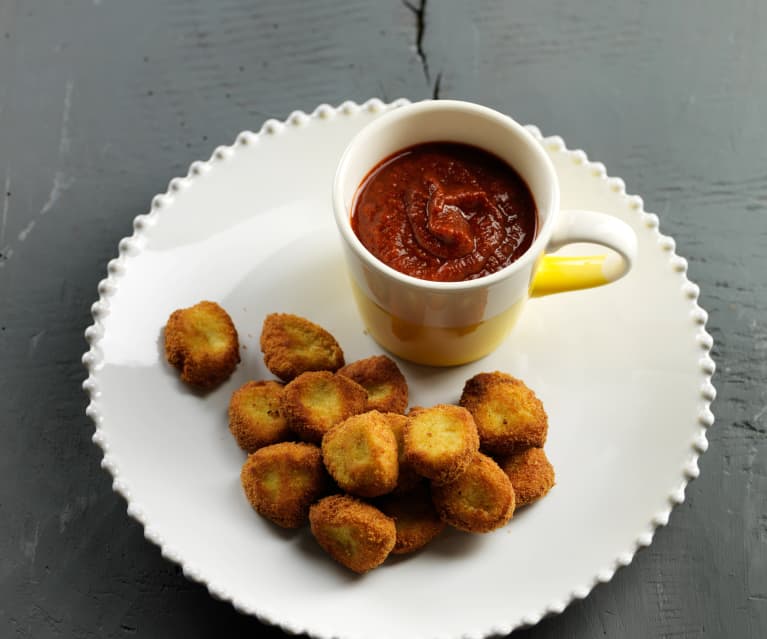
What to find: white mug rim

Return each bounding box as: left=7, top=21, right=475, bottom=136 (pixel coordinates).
left=332, top=99, right=560, bottom=291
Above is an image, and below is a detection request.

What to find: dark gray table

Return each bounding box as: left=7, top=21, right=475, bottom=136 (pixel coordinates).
left=1, top=1, right=764, bottom=637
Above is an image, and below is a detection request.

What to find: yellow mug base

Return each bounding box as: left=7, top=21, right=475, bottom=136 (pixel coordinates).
left=351, top=284, right=525, bottom=367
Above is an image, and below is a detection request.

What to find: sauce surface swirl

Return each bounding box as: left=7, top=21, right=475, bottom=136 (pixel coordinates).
left=351, top=142, right=537, bottom=282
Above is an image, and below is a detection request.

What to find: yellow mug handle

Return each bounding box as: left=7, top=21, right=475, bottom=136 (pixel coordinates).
left=531, top=210, right=638, bottom=298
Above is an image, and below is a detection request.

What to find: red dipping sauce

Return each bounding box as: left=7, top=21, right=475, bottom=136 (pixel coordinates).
left=351, top=142, right=537, bottom=282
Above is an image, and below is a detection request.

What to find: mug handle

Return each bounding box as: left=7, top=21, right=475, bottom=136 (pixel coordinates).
left=531, top=209, right=638, bottom=297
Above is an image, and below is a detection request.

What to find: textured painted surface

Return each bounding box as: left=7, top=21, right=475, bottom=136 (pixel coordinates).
left=0, top=0, right=764, bottom=637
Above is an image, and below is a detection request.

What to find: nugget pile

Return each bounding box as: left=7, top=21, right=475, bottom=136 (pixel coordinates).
left=164, top=306, right=556, bottom=574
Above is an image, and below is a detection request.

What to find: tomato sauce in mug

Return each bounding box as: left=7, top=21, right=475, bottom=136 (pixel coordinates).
left=351, top=142, right=537, bottom=282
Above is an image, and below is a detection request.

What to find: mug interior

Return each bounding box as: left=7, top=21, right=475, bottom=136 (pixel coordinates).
left=335, top=100, right=558, bottom=287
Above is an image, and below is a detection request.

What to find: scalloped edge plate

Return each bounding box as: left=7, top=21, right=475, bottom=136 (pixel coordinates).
left=82, top=98, right=714, bottom=639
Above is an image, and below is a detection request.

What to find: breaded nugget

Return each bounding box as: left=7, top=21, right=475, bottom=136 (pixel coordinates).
left=164, top=300, right=240, bottom=389
left=403, top=404, right=479, bottom=485
left=338, top=355, right=408, bottom=414
left=377, top=483, right=445, bottom=554
left=228, top=380, right=291, bottom=452
left=322, top=411, right=399, bottom=498
left=240, top=442, right=328, bottom=528
left=459, top=372, right=548, bottom=454
left=382, top=412, right=421, bottom=493
left=260, top=313, right=344, bottom=381
left=309, top=494, right=396, bottom=573
left=498, top=447, right=555, bottom=507
left=431, top=453, right=515, bottom=533
left=282, top=371, right=368, bottom=443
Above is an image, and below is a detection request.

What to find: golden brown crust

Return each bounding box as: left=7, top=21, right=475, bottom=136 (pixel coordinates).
left=260, top=313, right=344, bottom=381
left=322, top=411, right=399, bottom=498
left=338, top=355, right=408, bottom=414
left=403, top=404, right=480, bottom=485
left=497, top=447, right=555, bottom=507
left=282, top=371, right=368, bottom=443
left=228, top=380, right=291, bottom=452
left=382, top=412, right=421, bottom=493
left=309, top=494, right=396, bottom=573
left=240, top=442, right=328, bottom=528
left=377, top=483, right=445, bottom=554
left=459, top=371, right=548, bottom=455
left=431, top=452, right=515, bottom=533
left=164, top=300, right=240, bottom=389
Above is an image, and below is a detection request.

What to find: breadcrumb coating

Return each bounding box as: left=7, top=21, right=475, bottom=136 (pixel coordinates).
left=240, top=442, right=328, bottom=528
left=282, top=371, right=368, bottom=443
left=338, top=355, right=408, bottom=414
left=403, top=404, right=479, bottom=485
left=164, top=300, right=240, bottom=389
left=431, top=453, right=515, bottom=533
left=498, top=447, right=555, bottom=507
left=309, top=494, right=396, bottom=573
left=260, top=313, right=344, bottom=381
left=383, top=412, right=421, bottom=493
left=322, top=411, right=399, bottom=498
left=377, top=483, right=445, bottom=554
left=459, top=371, right=548, bottom=454
left=228, top=380, right=291, bottom=452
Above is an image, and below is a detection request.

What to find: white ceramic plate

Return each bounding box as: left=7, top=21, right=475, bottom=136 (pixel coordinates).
left=82, top=99, right=715, bottom=639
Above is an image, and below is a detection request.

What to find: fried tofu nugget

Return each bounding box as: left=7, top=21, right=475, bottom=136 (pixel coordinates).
left=404, top=404, right=480, bottom=485
left=309, top=494, right=396, bottom=573
left=377, top=483, right=445, bottom=554
left=431, top=452, right=515, bottom=533
left=240, top=442, right=328, bottom=528
left=164, top=300, right=240, bottom=389
left=338, top=355, right=408, bottom=414
left=383, top=412, right=421, bottom=493
left=322, top=411, right=399, bottom=498
left=228, top=380, right=291, bottom=453
left=498, top=447, right=555, bottom=508
left=282, top=371, right=368, bottom=443
left=260, top=313, right=344, bottom=381
left=459, top=372, right=548, bottom=455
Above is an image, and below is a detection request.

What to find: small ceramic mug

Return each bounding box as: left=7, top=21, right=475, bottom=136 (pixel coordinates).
left=332, top=100, right=637, bottom=366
